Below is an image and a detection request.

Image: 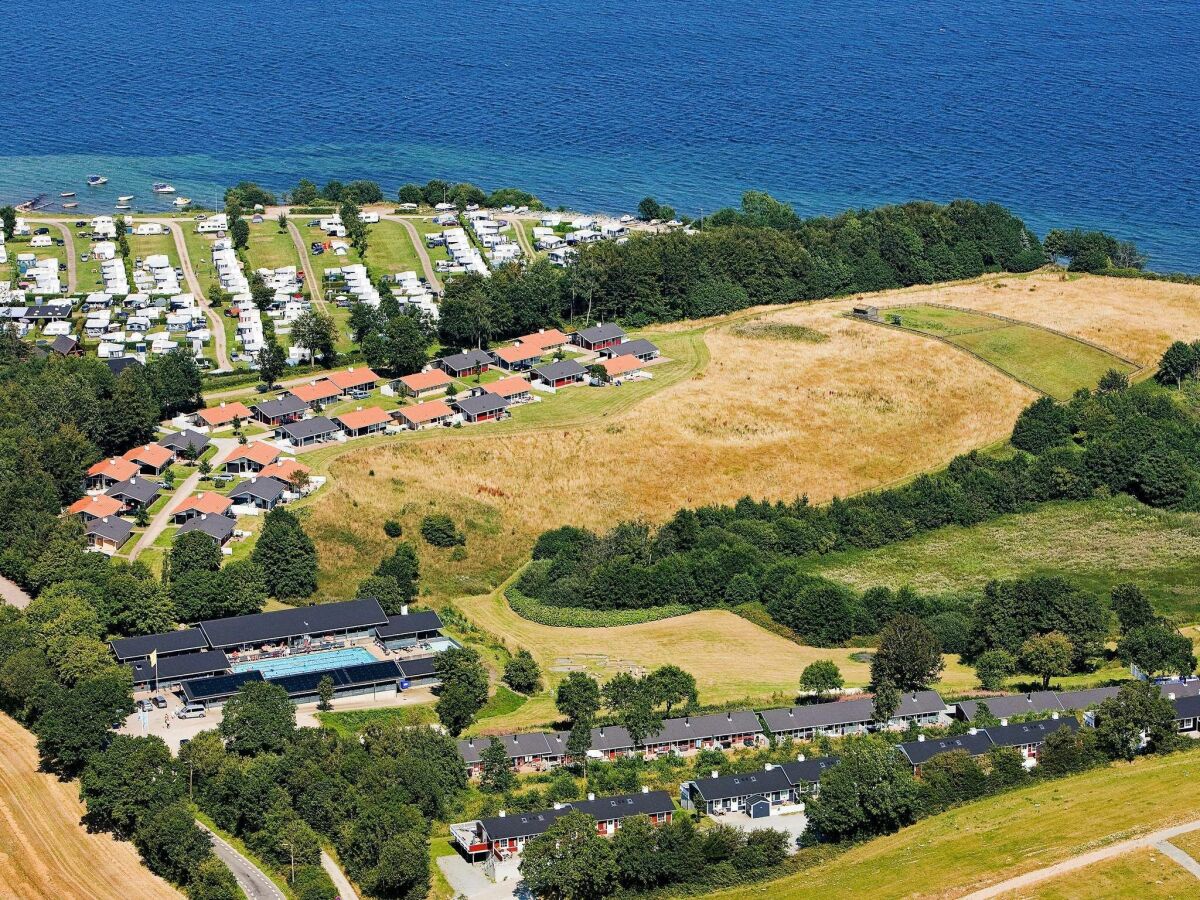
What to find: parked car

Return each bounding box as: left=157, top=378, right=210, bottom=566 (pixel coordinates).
left=74, top=220, right=86, bottom=227
left=34, top=227, right=50, bottom=235
left=151, top=695, right=168, bottom=709
left=52, top=238, right=64, bottom=246
left=306, top=220, right=320, bottom=227
left=177, top=703, right=206, bottom=719
left=311, top=245, right=324, bottom=256
left=136, top=699, right=152, bottom=712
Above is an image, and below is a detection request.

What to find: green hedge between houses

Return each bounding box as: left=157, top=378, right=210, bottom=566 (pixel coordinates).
left=506, top=589, right=690, bottom=628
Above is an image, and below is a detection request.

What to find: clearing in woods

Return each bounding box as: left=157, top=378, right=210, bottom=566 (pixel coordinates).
left=703, top=749, right=1200, bottom=900
left=883, top=302, right=1138, bottom=399
left=0, top=714, right=180, bottom=899
left=807, top=496, right=1200, bottom=623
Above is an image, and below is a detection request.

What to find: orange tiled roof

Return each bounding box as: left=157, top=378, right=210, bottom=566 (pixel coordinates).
left=224, top=442, right=281, bottom=466
left=601, top=355, right=644, bottom=377
left=336, top=406, right=391, bottom=430
left=258, top=460, right=311, bottom=482
left=396, top=400, right=454, bottom=424
left=87, top=457, right=139, bottom=481
left=484, top=376, right=532, bottom=398
left=67, top=494, right=123, bottom=517
left=399, top=369, right=453, bottom=392
left=515, top=328, right=569, bottom=351
left=174, top=492, right=233, bottom=516
left=493, top=344, right=544, bottom=364
left=288, top=380, right=342, bottom=403
left=327, top=367, right=379, bottom=390
left=123, top=442, right=174, bottom=468
left=197, top=402, right=252, bottom=426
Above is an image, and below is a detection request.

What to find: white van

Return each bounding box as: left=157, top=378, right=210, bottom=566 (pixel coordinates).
left=176, top=703, right=206, bottom=719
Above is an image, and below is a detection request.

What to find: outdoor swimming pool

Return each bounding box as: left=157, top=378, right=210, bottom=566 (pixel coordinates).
left=232, top=646, right=376, bottom=679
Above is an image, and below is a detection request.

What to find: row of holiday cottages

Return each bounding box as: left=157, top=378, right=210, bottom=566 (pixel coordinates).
left=458, top=682, right=1200, bottom=779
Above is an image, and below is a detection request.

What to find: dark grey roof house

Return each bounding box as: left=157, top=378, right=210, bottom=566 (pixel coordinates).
left=458, top=732, right=565, bottom=769
left=641, top=710, right=763, bottom=750
left=956, top=692, right=1064, bottom=721
left=532, top=359, right=587, bottom=386
left=982, top=716, right=1078, bottom=750
left=896, top=730, right=996, bottom=771
left=199, top=597, right=388, bottom=650
left=106, top=476, right=160, bottom=508
left=85, top=515, right=133, bottom=550
left=572, top=323, right=626, bottom=350
left=375, top=609, right=444, bottom=646
left=228, top=475, right=288, bottom=509
left=436, top=349, right=493, bottom=377
left=177, top=512, right=236, bottom=545
left=252, top=394, right=309, bottom=425
left=47, top=334, right=80, bottom=356
left=761, top=690, right=948, bottom=738
left=158, top=428, right=211, bottom=455
left=277, top=416, right=339, bottom=447
left=130, top=650, right=231, bottom=686
left=603, top=338, right=659, bottom=361
left=454, top=392, right=509, bottom=422
left=110, top=627, right=208, bottom=662
left=104, top=356, right=143, bottom=377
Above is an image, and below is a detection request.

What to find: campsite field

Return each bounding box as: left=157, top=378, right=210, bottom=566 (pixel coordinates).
left=178, top=226, right=219, bottom=295
left=808, top=496, right=1200, bottom=623
left=0, top=715, right=180, bottom=900
left=363, top=219, right=424, bottom=275
left=301, top=298, right=1035, bottom=604
left=705, top=749, right=1200, bottom=900
left=884, top=303, right=1138, bottom=399
left=128, top=231, right=179, bottom=268
left=243, top=219, right=300, bottom=272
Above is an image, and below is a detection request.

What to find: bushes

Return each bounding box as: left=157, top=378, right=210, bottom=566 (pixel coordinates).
left=508, top=588, right=690, bottom=627
left=420, top=514, right=465, bottom=548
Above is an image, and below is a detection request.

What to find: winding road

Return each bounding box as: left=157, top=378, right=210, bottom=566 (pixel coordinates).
left=963, top=817, right=1200, bottom=898
left=197, top=823, right=283, bottom=900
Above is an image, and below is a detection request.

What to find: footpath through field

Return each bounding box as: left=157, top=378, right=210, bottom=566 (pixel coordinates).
left=285, top=219, right=329, bottom=313
left=963, top=818, right=1200, bottom=898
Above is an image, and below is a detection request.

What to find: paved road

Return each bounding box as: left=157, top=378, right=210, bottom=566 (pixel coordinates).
left=285, top=219, right=328, bottom=312
left=129, top=438, right=236, bottom=559
left=962, top=817, right=1200, bottom=898
left=197, top=822, right=284, bottom=900
left=53, top=222, right=78, bottom=293
left=152, top=219, right=232, bottom=371
left=321, top=850, right=360, bottom=900
left=382, top=214, right=442, bottom=292
left=0, top=575, right=31, bottom=609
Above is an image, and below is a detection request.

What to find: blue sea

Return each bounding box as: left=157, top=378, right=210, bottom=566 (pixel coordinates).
left=4, top=0, right=1198, bottom=270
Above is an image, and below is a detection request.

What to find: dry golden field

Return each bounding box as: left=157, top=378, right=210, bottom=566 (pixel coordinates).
left=868, top=271, right=1200, bottom=367
left=0, top=715, right=180, bottom=899
left=305, top=298, right=1035, bottom=602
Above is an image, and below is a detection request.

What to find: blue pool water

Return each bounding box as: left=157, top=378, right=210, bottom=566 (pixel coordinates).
left=233, top=647, right=376, bottom=679
left=3, top=1, right=1198, bottom=270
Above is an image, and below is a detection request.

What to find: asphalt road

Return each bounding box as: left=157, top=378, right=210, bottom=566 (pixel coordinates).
left=197, top=822, right=284, bottom=900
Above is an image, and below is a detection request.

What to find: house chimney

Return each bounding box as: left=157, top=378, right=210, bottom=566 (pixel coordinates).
left=1000, top=718, right=1008, bottom=726
left=219, top=401, right=226, bottom=408
left=467, top=739, right=474, bottom=748
left=968, top=727, right=978, bottom=735
left=641, top=786, right=648, bottom=794
left=498, top=810, right=506, bottom=817
left=797, top=753, right=805, bottom=762
left=917, top=734, right=926, bottom=742
left=727, top=712, right=732, bottom=721
left=1051, top=712, right=1060, bottom=720
left=684, top=717, right=690, bottom=727
left=1169, top=692, right=1177, bottom=701
left=587, top=792, right=595, bottom=801
left=200, top=514, right=207, bottom=520
left=764, top=763, right=774, bottom=771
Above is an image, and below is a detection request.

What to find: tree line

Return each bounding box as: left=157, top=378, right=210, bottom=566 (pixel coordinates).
left=434, top=196, right=1046, bottom=350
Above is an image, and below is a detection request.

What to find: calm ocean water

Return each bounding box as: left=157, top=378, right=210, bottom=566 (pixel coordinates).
left=4, top=0, right=1198, bottom=269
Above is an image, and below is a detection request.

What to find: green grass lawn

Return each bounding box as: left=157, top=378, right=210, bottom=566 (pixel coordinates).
left=806, top=496, right=1200, bottom=623
left=244, top=220, right=300, bottom=272
left=1023, top=847, right=1200, bottom=899
left=314, top=702, right=437, bottom=739
left=179, top=227, right=220, bottom=294
left=128, top=232, right=179, bottom=270
left=884, top=304, right=1137, bottom=400
left=363, top=219, right=423, bottom=276
left=707, top=748, right=1200, bottom=900
left=406, top=217, right=451, bottom=265
left=475, top=685, right=527, bottom=722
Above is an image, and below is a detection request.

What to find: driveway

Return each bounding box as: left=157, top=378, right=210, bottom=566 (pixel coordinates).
left=438, top=854, right=530, bottom=900
left=717, top=808, right=809, bottom=848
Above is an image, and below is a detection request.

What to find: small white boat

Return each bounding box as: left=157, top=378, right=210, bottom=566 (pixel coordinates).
left=152, top=182, right=176, bottom=194
left=173, top=197, right=191, bottom=207
left=62, top=202, right=79, bottom=209
left=87, top=175, right=108, bottom=186
left=115, top=203, right=132, bottom=210
left=61, top=191, right=76, bottom=198
left=118, top=195, right=135, bottom=202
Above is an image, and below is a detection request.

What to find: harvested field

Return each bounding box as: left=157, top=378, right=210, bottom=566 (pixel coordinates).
left=304, top=299, right=1034, bottom=603
left=0, top=714, right=180, bottom=899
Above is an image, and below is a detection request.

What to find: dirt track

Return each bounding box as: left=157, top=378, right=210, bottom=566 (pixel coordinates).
left=0, top=714, right=180, bottom=899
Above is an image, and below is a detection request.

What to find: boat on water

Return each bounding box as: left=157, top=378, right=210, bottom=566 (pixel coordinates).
left=63, top=202, right=79, bottom=209
left=60, top=191, right=76, bottom=198
left=152, top=182, right=176, bottom=194
left=173, top=197, right=191, bottom=207
left=118, top=195, right=135, bottom=202
left=115, top=203, right=132, bottom=210
left=87, top=175, right=108, bottom=186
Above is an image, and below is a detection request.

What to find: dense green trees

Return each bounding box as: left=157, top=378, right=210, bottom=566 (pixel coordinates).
left=556, top=671, right=602, bottom=724
left=503, top=649, right=543, bottom=695
left=807, top=735, right=921, bottom=841
left=359, top=542, right=420, bottom=614
left=520, top=811, right=619, bottom=900
left=291, top=310, right=338, bottom=367
left=219, top=682, right=297, bottom=755
left=433, top=646, right=489, bottom=735
left=252, top=508, right=318, bottom=600
left=224, top=182, right=276, bottom=209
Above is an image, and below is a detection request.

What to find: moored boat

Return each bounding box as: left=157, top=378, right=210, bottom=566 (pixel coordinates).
left=63, top=202, right=79, bottom=208
left=173, top=197, right=191, bottom=207
left=87, top=175, right=108, bottom=186
left=152, top=182, right=176, bottom=193
left=115, top=203, right=132, bottom=210
left=118, top=195, right=135, bottom=202
left=61, top=191, right=76, bottom=197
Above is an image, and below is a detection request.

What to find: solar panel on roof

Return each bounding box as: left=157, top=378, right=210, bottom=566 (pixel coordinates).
left=182, top=670, right=264, bottom=700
